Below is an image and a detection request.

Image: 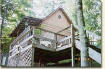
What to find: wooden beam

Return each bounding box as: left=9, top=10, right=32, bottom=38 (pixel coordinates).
left=89, top=45, right=101, bottom=53
left=57, top=26, right=70, bottom=33
left=36, top=27, right=67, bottom=37
left=9, top=45, right=20, bottom=53
left=58, top=35, right=72, bottom=43
left=89, top=47, right=101, bottom=64
left=34, top=34, right=57, bottom=43
left=19, top=35, right=33, bottom=45
left=8, top=50, right=19, bottom=59
left=56, top=44, right=72, bottom=51
left=21, top=44, right=32, bottom=52
left=35, top=44, right=56, bottom=52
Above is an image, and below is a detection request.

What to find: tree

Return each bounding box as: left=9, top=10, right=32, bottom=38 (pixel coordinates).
left=76, top=0, right=89, bottom=67
left=0, top=0, right=33, bottom=53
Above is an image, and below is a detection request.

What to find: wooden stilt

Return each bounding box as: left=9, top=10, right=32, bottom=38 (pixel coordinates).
left=31, top=26, right=35, bottom=67
left=31, top=46, right=35, bottom=66
left=71, top=47, right=74, bottom=67
left=90, top=58, right=92, bottom=67
left=71, top=24, right=75, bottom=67
left=43, top=62, right=47, bottom=67
left=39, top=59, right=41, bottom=67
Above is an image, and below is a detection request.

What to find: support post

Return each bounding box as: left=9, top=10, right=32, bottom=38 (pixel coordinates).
left=90, top=58, right=92, bottom=67
left=31, top=26, right=35, bottom=67
left=32, top=46, right=35, bottom=66
left=39, top=59, right=41, bottom=67
left=71, top=24, right=75, bottom=67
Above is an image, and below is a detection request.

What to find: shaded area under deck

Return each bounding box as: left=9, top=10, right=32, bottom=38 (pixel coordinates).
left=34, top=46, right=80, bottom=67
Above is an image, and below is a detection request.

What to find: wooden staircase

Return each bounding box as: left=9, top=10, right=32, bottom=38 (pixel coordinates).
left=75, top=40, right=101, bottom=64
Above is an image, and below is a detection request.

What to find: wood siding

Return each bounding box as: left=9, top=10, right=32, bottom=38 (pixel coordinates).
left=41, top=10, right=71, bottom=36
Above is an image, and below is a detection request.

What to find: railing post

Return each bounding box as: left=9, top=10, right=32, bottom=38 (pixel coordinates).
left=71, top=24, right=75, bottom=67
left=54, top=33, right=57, bottom=49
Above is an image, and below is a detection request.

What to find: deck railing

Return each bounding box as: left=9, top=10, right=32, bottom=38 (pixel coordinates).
left=9, top=26, right=33, bottom=58
left=75, top=30, right=101, bottom=46
left=57, top=35, right=72, bottom=48
left=10, top=26, right=32, bottom=49
left=33, top=27, right=58, bottom=51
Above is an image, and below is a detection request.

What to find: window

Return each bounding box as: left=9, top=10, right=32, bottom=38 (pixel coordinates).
left=58, top=15, right=61, bottom=19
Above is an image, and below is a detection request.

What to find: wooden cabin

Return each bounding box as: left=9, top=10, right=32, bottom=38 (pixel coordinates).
left=7, top=8, right=101, bottom=67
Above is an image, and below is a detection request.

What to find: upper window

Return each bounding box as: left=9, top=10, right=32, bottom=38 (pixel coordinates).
left=58, top=15, right=61, bottom=19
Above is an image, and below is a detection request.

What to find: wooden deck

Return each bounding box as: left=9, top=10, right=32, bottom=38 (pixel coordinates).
left=8, top=34, right=101, bottom=66
left=8, top=26, right=101, bottom=67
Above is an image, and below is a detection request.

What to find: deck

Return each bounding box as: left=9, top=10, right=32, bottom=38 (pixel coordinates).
left=8, top=26, right=101, bottom=66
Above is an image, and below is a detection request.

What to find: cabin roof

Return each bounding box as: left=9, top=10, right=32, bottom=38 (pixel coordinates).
left=10, top=7, right=76, bottom=37
left=10, top=16, right=42, bottom=37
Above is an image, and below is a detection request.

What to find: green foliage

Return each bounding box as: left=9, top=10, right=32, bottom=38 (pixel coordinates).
left=34, top=24, right=45, bottom=35
left=82, top=0, right=101, bottom=36
left=96, top=40, right=101, bottom=47
left=72, top=0, right=101, bottom=36
left=82, top=0, right=102, bottom=46
left=35, top=29, right=42, bottom=35
left=72, top=0, right=101, bottom=47
left=1, top=0, right=32, bottom=53
left=47, top=63, right=55, bottom=65
left=58, top=59, right=71, bottom=64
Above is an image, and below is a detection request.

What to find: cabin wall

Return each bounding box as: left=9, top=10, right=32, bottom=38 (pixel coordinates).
left=41, top=10, right=71, bottom=36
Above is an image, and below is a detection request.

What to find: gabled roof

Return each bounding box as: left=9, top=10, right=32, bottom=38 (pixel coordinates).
left=10, top=7, right=76, bottom=37
left=41, top=7, right=76, bottom=33
left=42, top=7, right=72, bottom=25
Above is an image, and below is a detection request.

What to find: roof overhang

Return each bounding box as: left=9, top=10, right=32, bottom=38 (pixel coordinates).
left=10, top=16, right=42, bottom=37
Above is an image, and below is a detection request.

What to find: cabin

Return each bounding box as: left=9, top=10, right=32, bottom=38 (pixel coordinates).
left=7, top=8, right=101, bottom=67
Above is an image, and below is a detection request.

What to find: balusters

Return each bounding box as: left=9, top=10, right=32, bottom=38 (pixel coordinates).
left=10, top=26, right=31, bottom=47
left=86, top=31, right=97, bottom=45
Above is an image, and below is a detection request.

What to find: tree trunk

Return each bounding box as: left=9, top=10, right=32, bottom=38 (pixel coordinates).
left=76, top=0, right=89, bottom=67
